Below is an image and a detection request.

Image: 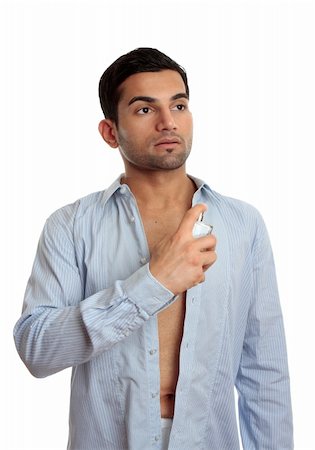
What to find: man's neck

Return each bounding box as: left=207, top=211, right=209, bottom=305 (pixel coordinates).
left=121, top=168, right=196, bottom=210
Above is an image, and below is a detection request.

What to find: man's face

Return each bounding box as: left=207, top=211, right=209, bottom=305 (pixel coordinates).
left=113, top=70, right=193, bottom=172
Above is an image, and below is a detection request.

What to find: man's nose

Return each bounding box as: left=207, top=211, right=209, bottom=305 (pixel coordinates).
left=156, top=109, right=177, bottom=131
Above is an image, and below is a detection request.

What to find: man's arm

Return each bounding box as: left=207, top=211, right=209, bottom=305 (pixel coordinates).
left=14, top=203, right=216, bottom=378
left=13, top=208, right=175, bottom=378
left=235, top=213, right=293, bottom=449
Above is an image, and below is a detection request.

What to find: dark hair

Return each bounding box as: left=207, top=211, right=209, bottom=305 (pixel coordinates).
left=99, top=47, right=189, bottom=123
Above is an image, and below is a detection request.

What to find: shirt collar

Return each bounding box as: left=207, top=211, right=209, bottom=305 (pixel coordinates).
left=100, top=173, right=214, bottom=206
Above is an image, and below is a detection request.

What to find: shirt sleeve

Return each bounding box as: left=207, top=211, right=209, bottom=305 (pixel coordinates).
left=13, top=209, right=176, bottom=378
left=235, top=212, right=294, bottom=449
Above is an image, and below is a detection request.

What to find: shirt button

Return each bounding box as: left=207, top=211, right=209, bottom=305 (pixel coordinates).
left=123, top=329, right=130, bottom=337
left=191, top=297, right=195, bottom=304
left=119, top=186, right=127, bottom=194
left=149, top=349, right=157, bottom=355
left=154, top=435, right=160, bottom=442
left=140, top=257, right=147, bottom=265
left=130, top=216, right=135, bottom=222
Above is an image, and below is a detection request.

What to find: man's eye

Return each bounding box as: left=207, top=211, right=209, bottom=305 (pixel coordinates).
left=137, top=107, right=152, bottom=114
left=172, top=104, right=186, bottom=111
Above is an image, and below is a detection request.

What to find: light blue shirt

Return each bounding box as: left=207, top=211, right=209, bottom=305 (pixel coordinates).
left=14, top=175, right=293, bottom=450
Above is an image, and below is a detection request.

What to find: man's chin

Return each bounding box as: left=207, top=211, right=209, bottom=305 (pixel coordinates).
left=146, top=152, right=190, bottom=171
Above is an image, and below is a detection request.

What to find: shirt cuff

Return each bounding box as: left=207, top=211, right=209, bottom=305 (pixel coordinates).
left=122, top=263, right=177, bottom=316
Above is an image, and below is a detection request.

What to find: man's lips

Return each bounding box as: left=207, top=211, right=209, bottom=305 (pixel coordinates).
left=154, top=137, right=181, bottom=147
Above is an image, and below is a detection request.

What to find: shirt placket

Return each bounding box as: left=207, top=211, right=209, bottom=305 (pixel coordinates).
left=119, top=185, right=163, bottom=446
left=168, top=284, right=202, bottom=448
left=168, top=189, right=206, bottom=448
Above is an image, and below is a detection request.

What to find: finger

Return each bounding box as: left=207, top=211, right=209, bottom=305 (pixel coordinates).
left=193, top=273, right=205, bottom=286
left=177, top=203, right=208, bottom=236
left=195, top=234, right=216, bottom=251
left=201, top=249, right=217, bottom=268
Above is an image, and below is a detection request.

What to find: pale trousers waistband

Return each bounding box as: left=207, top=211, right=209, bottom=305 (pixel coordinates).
left=161, top=418, right=173, bottom=450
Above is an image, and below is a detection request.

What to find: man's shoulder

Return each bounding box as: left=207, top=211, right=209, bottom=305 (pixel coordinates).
left=216, top=190, right=260, bottom=215
left=45, top=184, right=118, bottom=231
left=202, top=187, right=271, bottom=251
left=203, top=184, right=262, bottom=222
left=198, top=182, right=266, bottom=241
left=191, top=175, right=261, bottom=220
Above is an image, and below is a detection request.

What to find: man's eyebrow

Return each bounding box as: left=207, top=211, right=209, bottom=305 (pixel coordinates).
left=128, top=96, right=155, bottom=106
left=171, top=93, right=189, bottom=101
left=128, top=92, right=189, bottom=106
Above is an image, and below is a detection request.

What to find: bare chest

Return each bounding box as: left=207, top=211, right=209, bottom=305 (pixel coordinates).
left=139, top=207, right=187, bottom=417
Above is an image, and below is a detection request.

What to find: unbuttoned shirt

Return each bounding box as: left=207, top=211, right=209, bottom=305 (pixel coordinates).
left=14, top=175, right=293, bottom=450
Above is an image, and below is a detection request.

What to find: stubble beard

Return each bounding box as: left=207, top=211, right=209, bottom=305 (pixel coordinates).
left=118, top=134, right=193, bottom=171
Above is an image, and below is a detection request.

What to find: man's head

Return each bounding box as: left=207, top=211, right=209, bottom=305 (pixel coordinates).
left=99, top=48, right=189, bottom=124
left=98, top=48, right=193, bottom=174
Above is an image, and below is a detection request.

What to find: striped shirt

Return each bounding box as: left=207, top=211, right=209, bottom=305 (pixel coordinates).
left=14, top=175, right=293, bottom=449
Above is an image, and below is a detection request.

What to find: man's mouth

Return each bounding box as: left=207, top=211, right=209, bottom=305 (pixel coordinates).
left=154, top=137, right=181, bottom=147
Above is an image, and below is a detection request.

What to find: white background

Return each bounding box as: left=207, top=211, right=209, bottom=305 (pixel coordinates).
left=1, top=0, right=314, bottom=448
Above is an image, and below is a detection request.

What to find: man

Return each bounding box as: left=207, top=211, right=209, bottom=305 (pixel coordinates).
left=14, top=48, right=293, bottom=449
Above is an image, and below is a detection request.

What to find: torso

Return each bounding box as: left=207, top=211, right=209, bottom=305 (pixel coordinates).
left=138, top=204, right=188, bottom=418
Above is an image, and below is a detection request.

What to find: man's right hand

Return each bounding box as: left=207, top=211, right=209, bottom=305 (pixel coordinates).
left=149, top=203, right=217, bottom=295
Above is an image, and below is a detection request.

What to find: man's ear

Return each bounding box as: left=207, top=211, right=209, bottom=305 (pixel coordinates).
left=98, top=119, right=119, bottom=148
